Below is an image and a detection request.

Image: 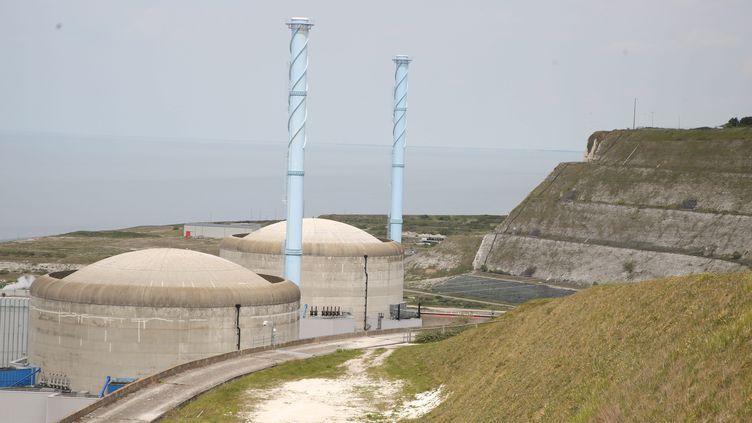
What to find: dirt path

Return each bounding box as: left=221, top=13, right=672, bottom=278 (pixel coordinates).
left=244, top=347, right=445, bottom=422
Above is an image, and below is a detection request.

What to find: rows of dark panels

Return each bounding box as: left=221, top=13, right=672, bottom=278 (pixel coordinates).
left=431, top=275, right=574, bottom=304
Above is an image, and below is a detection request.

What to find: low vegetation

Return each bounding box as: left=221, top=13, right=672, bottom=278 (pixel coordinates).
left=386, top=272, right=752, bottom=421
left=725, top=116, right=752, bottom=127
left=0, top=225, right=220, bottom=264
left=413, top=326, right=469, bottom=344
left=60, top=230, right=158, bottom=238
left=404, top=291, right=509, bottom=310
left=161, top=349, right=361, bottom=423
left=320, top=214, right=502, bottom=239
left=322, top=214, right=504, bottom=281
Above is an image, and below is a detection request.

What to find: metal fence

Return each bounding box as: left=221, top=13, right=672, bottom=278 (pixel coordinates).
left=0, top=296, right=29, bottom=367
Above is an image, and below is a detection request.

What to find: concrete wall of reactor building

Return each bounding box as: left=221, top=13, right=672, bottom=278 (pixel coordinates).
left=28, top=296, right=298, bottom=393
left=220, top=249, right=403, bottom=329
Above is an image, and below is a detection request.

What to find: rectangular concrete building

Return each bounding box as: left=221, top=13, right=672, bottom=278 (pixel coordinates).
left=183, top=222, right=261, bottom=239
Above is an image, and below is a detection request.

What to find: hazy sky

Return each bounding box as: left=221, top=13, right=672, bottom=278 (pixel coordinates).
left=2, top=1, right=751, bottom=150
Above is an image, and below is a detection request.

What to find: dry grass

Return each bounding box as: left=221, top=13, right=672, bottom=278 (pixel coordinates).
left=321, top=215, right=504, bottom=281
left=404, top=234, right=484, bottom=281
left=0, top=225, right=221, bottom=265
left=386, top=272, right=752, bottom=422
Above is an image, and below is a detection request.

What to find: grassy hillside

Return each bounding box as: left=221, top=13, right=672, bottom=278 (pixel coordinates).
left=386, top=272, right=752, bottom=421
left=320, top=214, right=502, bottom=239
left=0, top=225, right=220, bottom=267
left=588, top=128, right=752, bottom=172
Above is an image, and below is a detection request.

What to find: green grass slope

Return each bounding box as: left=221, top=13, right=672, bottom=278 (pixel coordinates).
left=387, top=272, right=752, bottom=422
left=588, top=128, right=752, bottom=172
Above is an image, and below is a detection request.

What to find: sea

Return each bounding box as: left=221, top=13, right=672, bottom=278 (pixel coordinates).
left=0, top=132, right=582, bottom=240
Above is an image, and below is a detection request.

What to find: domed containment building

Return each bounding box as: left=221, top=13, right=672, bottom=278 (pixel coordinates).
left=220, top=218, right=404, bottom=329
left=28, top=248, right=300, bottom=393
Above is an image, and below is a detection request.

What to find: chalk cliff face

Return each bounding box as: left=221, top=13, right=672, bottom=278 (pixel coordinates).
left=475, top=129, right=752, bottom=286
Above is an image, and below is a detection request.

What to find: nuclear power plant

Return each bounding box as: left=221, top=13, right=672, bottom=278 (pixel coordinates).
left=0, top=17, right=419, bottom=414
left=28, top=248, right=300, bottom=393
left=220, top=218, right=406, bottom=333
left=216, top=17, right=416, bottom=336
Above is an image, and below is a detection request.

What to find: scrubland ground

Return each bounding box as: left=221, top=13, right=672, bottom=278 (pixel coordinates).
left=0, top=215, right=504, bottom=288
left=163, top=347, right=446, bottom=423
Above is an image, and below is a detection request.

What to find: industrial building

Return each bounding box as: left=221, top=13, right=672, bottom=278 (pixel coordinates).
left=183, top=222, right=260, bottom=239
left=27, top=248, right=300, bottom=393
left=220, top=218, right=405, bottom=331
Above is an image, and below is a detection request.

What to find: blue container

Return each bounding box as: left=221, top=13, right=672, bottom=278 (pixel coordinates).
left=105, top=377, right=136, bottom=394
left=0, top=367, right=39, bottom=387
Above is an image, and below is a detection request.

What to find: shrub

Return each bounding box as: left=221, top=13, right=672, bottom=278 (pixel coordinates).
left=726, top=116, right=752, bottom=127
left=522, top=266, right=537, bottom=277
left=415, top=326, right=468, bottom=343
left=562, top=190, right=578, bottom=202
left=623, top=260, right=636, bottom=273
left=679, top=199, right=698, bottom=210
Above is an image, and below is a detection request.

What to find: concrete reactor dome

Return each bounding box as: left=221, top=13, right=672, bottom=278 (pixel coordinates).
left=220, top=218, right=404, bottom=331
left=31, top=248, right=298, bottom=308
left=222, top=218, right=402, bottom=257
left=28, top=248, right=300, bottom=393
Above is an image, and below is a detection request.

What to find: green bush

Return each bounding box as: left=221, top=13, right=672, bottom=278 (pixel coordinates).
left=415, top=326, right=468, bottom=343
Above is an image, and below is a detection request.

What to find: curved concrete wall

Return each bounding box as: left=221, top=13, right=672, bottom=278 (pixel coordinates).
left=220, top=248, right=403, bottom=328
left=28, top=297, right=299, bottom=393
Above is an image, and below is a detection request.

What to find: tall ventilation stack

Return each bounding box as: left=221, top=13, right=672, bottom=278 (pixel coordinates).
left=388, top=55, right=411, bottom=243
left=284, top=17, right=313, bottom=285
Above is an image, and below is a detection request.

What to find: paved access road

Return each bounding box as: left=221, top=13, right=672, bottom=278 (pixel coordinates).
left=77, top=333, right=408, bottom=423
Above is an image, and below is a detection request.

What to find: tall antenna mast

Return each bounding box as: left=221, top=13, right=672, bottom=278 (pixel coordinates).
left=632, top=98, right=637, bottom=129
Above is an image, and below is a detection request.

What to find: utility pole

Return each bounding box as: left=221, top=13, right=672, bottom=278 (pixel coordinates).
left=632, top=98, right=637, bottom=129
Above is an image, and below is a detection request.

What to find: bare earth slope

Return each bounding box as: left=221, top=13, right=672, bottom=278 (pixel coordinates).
left=387, top=272, right=752, bottom=422
left=475, top=128, right=752, bottom=286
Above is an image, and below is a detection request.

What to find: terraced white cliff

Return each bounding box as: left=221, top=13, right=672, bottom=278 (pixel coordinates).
left=475, top=128, right=752, bottom=286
